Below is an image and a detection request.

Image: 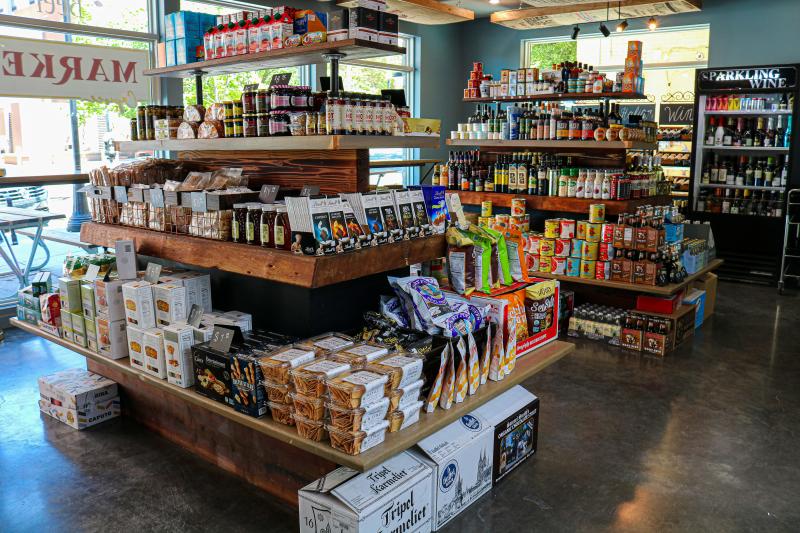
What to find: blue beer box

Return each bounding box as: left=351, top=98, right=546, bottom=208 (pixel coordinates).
left=175, top=37, right=204, bottom=65
left=172, top=11, right=214, bottom=40
left=165, top=40, right=177, bottom=67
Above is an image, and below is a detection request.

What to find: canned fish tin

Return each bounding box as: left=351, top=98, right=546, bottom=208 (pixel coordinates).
left=551, top=256, right=567, bottom=275
left=595, top=260, right=611, bottom=280
left=598, top=242, right=614, bottom=261
left=539, top=238, right=555, bottom=257
left=566, top=257, right=581, bottom=277
left=527, top=253, right=540, bottom=273
left=528, top=234, right=541, bottom=255
left=601, top=223, right=615, bottom=243
left=544, top=219, right=559, bottom=238
left=570, top=239, right=583, bottom=258
left=481, top=201, right=492, bottom=218
left=511, top=198, right=526, bottom=217
left=585, top=222, right=602, bottom=243
left=558, top=219, right=576, bottom=239
left=580, top=241, right=599, bottom=260
left=580, top=260, right=596, bottom=279
left=576, top=220, right=588, bottom=240
left=554, top=238, right=571, bottom=257
left=589, top=203, right=606, bottom=223
left=539, top=255, right=553, bottom=273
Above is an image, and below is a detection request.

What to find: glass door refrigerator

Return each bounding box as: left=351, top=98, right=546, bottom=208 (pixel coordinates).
left=689, top=64, right=799, bottom=283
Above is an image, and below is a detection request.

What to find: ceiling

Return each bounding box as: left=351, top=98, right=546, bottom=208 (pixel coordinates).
left=441, top=0, right=523, bottom=18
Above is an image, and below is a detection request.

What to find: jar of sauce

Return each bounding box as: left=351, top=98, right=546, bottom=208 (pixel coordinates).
left=271, top=85, right=291, bottom=111
left=232, top=100, right=243, bottom=119
left=242, top=90, right=256, bottom=114
left=246, top=204, right=261, bottom=245
left=260, top=204, right=276, bottom=247
left=231, top=203, right=248, bottom=243
left=223, top=119, right=235, bottom=138
left=243, top=113, right=258, bottom=137
left=255, top=89, right=269, bottom=114
left=130, top=119, right=139, bottom=141
left=232, top=118, right=244, bottom=138
left=342, top=93, right=354, bottom=135
left=273, top=204, right=291, bottom=250
left=363, top=95, right=375, bottom=135
left=269, top=111, right=290, bottom=136
left=256, top=113, right=270, bottom=137
left=136, top=106, right=147, bottom=139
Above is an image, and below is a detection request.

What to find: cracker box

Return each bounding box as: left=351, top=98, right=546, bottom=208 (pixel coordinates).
left=58, top=277, right=82, bottom=312
left=81, top=282, right=96, bottom=320
left=39, top=293, right=61, bottom=328
left=192, top=343, right=233, bottom=406
left=142, top=328, right=167, bottom=379
left=122, top=280, right=156, bottom=328
left=230, top=351, right=267, bottom=417
left=61, top=310, right=74, bottom=342
left=18, top=287, right=40, bottom=312
left=71, top=312, right=87, bottom=348
left=126, top=325, right=147, bottom=371
left=85, top=317, right=98, bottom=353
left=173, top=272, right=212, bottom=313
left=94, top=279, right=126, bottom=322
left=298, top=451, right=433, bottom=533
left=38, top=368, right=118, bottom=410
left=39, top=397, right=120, bottom=430
left=473, top=386, right=539, bottom=485
left=348, top=7, right=379, bottom=41
left=412, top=413, right=493, bottom=530
left=163, top=323, right=196, bottom=388
left=153, top=283, right=187, bottom=326
left=97, top=317, right=128, bottom=360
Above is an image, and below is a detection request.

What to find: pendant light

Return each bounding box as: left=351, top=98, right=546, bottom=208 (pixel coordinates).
left=616, top=2, right=628, bottom=32
left=599, top=2, right=610, bottom=37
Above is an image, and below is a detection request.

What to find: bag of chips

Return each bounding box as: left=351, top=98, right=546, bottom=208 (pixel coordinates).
left=446, top=227, right=476, bottom=296
left=425, top=342, right=450, bottom=413
left=462, top=227, right=493, bottom=294
left=439, top=343, right=456, bottom=410
left=391, top=276, right=454, bottom=334
left=502, top=315, right=518, bottom=375
left=481, top=225, right=513, bottom=286
left=497, top=289, right=529, bottom=344
left=454, top=337, right=469, bottom=403
left=380, top=295, right=410, bottom=328
left=467, top=331, right=480, bottom=395
left=495, top=225, right=530, bottom=283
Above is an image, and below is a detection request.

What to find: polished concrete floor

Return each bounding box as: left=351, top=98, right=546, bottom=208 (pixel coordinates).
left=1, top=281, right=799, bottom=532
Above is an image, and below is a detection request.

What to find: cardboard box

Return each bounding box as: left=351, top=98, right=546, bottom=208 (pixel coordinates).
left=18, top=287, right=40, bottom=311
left=165, top=39, right=177, bottom=67
left=153, top=283, right=187, bottom=326
left=378, top=11, right=398, bottom=45
left=71, top=312, right=87, bottom=347
left=692, top=272, right=717, bottom=320
left=192, top=343, right=233, bottom=406
left=636, top=292, right=682, bottom=315
left=230, top=351, right=267, bottom=417
left=163, top=323, right=196, bottom=388
left=349, top=7, right=379, bottom=41
left=173, top=272, right=212, bottom=313
left=39, top=293, right=61, bottom=328
left=122, top=280, right=156, bottom=328
left=611, top=258, right=633, bottom=282
left=639, top=304, right=696, bottom=354
left=61, top=310, right=74, bottom=341
left=126, top=325, right=147, bottom=371
left=58, top=277, right=82, bottom=313
left=85, top=318, right=98, bottom=353
left=298, top=451, right=433, bottom=533
left=473, top=386, right=539, bottom=485
left=38, top=368, right=118, bottom=410
left=81, top=282, right=96, bottom=320
left=39, top=397, right=120, bottom=430
left=413, top=413, right=493, bottom=530
left=94, top=279, right=126, bottom=322
left=620, top=327, right=643, bottom=351
left=683, top=289, right=706, bottom=329
left=97, top=317, right=128, bottom=360
left=142, top=328, right=167, bottom=379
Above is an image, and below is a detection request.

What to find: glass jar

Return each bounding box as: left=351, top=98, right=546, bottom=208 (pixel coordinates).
left=231, top=203, right=248, bottom=243
left=223, top=119, right=235, bottom=138
left=256, top=89, right=269, bottom=114
left=243, top=113, right=258, bottom=137
left=246, top=204, right=261, bottom=245
left=306, top=112, right=317, bottom=136
left=242, top=90, right=257, bottom=114
left=373, top=96, right=385, bottom=136
left=270, top=85, right=291, bottom=111
left=257, top=113, right=270, bottom=137
left=363, top=95, right=375, bottom=135
left=136, top=106, right=147, bottom=140
left=270, top=110, right=291, bottom=136
left=233, top=100, right=243, bottom=119
left=353, top=96, right=364, bottom=135
left=223, top=100, right=235, bottom=120
left=130, top=119, right=139, bottom=141
left=232, top=118, right=244, bottom=138
left=342, top=93, right=354, bottom=135
left=274, top=204, right=292, bottom=250
left=260, top=204, right=277, bottom=247
left=144, top=105, right=156, bottom=140
left=289, top=112, right=306, bottom=136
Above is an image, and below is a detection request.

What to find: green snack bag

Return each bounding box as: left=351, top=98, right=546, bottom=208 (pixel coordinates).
left=463, top=228, right=492, bottom=294
left=481, top=225, right=513, bottom=286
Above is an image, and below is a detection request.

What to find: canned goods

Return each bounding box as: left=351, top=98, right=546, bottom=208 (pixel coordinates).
left=589, top=203, right=606, bottom=223
left=566, top=257, right=581, bottom=277
left=481, top=201, right=492, bottom=218
left=595, top=260, right=611, bottom=280
left=585, top=222, right=602, bottom=243
left=576, top=220, right=588, bottom=240
left=580, top=260, right=596, bottom=279
left=511, top=198, right=526, bottom=217
left=570, top=239, right=583, bottom=258
left=554, top=238, right=571, bottom=257
left=522, top=214, right=530, bottom=232
left=544, top=219, right=559, bottom=238
left=601, top=223, right=615, bottom=243
left=528, top=253, right=540, bottom=273
left=528, top=234, right=541, bottom=255
left=510, top=215, right=525, bottom=230
left=581, top=241, right=599, bottom=260
left=539, top=256, right=553, bottom=273
left=558, top=219, right=576, bottom=239
left=551, top=256, right=567, bottom=275
left=539, top=238, right=555, bottom=257
left=598, top=242, right=614, bottom=261
left=496, top=214, right=510, bottom=227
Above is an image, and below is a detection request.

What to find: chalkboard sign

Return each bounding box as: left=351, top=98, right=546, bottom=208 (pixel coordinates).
left=269, top=73, right=292, bottom=87
left=618, top=104, right=656, bottom=122
left=659, top=103, right=694, bottom=126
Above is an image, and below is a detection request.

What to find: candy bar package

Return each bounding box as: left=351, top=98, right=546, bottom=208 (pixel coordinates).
left=341, top=198, right=369, bottom=249
left=326, top=195, right=355, bottom=254
left=309, top=195, right=336, bottom=256
left=409, top=187, right=434, bottom=237
left=376, top=190, right=403, bottom=243
left=392, top=189, right=418, bottom=239
left=361, top=192, right=388, bottom=245
left=421, top=185, right=448, bottom=234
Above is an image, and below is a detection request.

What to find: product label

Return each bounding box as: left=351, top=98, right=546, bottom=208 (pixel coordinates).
left=302, top=359, right=350, bottom=377
left=360, top=423, right=388, bottom=452
left=361, top=398, right=390, bottom=430
left=270, top=349, right=315, bottom=367
left=343, top=344, right=386, bottom=359
left=343, top=371, right=388, bottom=406
left=379, top=355, right=423, bottom=389
left=314, top=336, right=352, bottom=351
left=399, top=402, right=423, bottom=430
left=398, top=380, right=424, bottom=410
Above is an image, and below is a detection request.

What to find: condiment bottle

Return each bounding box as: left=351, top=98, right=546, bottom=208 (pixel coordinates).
left=260, top=204, right=276, bottom=247
left=363, top=95, right=375, bottom=135
left=246, top=204, right=261, bottom=245
left=225, top=21, right=236, bottom=57
left=273, top=204, right=291, bottom=250
left=343, top=93, right=354, bottom=135
left=231, top=203, right=248, bottom=243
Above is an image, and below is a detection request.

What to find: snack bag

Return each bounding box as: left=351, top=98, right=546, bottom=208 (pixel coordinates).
left=454, top=337, right=469, bottom=403
left=391, top=276, right=453, bottom=334
left=446, top=227, right=476, bottom=296
left=503, top=315, right=518, bottom=375
left=425, top=342, right=449, bottom=413
left=439, top=343, right=456, bottom=410
left=467, top=330, right=480, bottom=395
left=489, top=321, right=505, bottom=381
left=495, top=225, right=531, bottom=283
left=482, top=225, right=513, bottom=286
left=469, top=224, right=499, bottom=290
left=480, top=322, right=492, bottom=384
left=380, top=295, right=410, bottom=328
left=497, top=289, right=529, bottom=343
left=463, top=228, right=492, bottom=294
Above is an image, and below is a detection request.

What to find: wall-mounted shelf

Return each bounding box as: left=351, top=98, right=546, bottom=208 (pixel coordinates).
left=446, top=139, right=656, bottom=151
left=453, top=191, right=671, bottom=215
left=699, top=184, right=784, bottom=191
left=702, top=145, right=789, bottom=153
left=337, top=0, right=474, bottom=24
left=115, top=135, right=440, bottom=152
left=464, top=92, right=647, bottom=104
left=703, top=109, right=792, bottom=116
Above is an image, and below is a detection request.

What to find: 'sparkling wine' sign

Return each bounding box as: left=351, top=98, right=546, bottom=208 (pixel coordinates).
left=699, top=67, right=797, bottom=91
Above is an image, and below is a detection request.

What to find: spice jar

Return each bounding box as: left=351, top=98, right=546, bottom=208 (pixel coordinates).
left=256, top=113, right=270, bottom=137
left=243, top=113, right=258, bottom=137
left=274, top=204, right=291, bottom=250
left=130, top=119, right=139, bottom=141
left=260, top=204, right=277, bottom=247
left=242, top=89, right=257, bottom=114
left=289, top=112, right=307, bottom=136
left=256, top=89, right=269, bottom=114
left=269, top=110, right=291, bottom=136
left=232, top=203, right=248, bottom=243
left=246, top=204, right=262, bottom=245
left=136, top=106, right=147, bottom=140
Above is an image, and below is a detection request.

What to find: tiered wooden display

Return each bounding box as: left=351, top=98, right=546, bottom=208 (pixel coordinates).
left=454, top=191, right=672, bottom=215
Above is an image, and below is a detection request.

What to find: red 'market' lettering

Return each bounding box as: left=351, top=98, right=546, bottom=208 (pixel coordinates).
left=111, top=60, right=137, bottom=83
left=55, top=56, right=83, bottom=85
left=2, top=51, right=24, bottom=76
left=87, top=58, right=110, bottom=82
left=29, top=53, right=56, bottom=79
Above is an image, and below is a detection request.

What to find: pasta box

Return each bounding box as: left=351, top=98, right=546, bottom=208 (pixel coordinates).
left=38, top=368, right=118, bottom=410
left=163, top=323, right=196, bottom=388
left=39, top=397, right=120, bottom=430
left=97, top=317, right=128, bottom=360
left=153, top=283, right=187, bottom=326
left=121, top=280, right=156, bottom=329
left=94, top=279, right=126, bottom=322
left=298, top=451, right=433, bottom=533
left=126, top=325, right=147, bottom=371
left=142, top=328, right=167, bottom=379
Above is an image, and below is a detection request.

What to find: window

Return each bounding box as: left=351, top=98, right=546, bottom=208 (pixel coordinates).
left=0, top=0, right=149, bottom=32
left=340, top=35, right=418, bottom=186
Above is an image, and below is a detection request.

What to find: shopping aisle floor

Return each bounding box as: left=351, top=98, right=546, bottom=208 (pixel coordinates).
left=2, top=282, right=799, bottom=532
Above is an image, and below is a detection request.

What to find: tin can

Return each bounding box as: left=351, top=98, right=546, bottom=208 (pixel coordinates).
left=595, top=260, right=611, bottom=280
left=511, top=198, right=526, bottom=217
left=566, top=257, right=581, bottom=277
left=539, top=238, right=555, bottom=257
left=589, top=203, right=606, bottom=223
left=570, top=239, right=583, bottom=258
left=581, top=241, right=599, bottom=260
left=544, top=219, right=559, bottom=238
left=510, top=215, right=525, bottom=230
left=551, top=256, right=567, bottom=275
left=539, top=255, right=553, bottom=273
left=528, top=234, right=541, bottom=255
left=601, top=223, right=615, bottom=243
left=585, top=222, right=602, bottom=243
left=558, top=219, right=576, bottom=239
left=599, top=242, right=614, bottom=261
left=496, top=214, right=510, bottom=227
left=478, top=216, right=491, bottom=227
left=481, top=201, right=492, bottom=218
left=554, top=238, right=571, bottom=257
left=522, top=214, right=530, bottom=232
left=580, top=260, right=596, bottom=279
left=527, top=253, right=540, bottom=273
left=576, top=220, right=588, bottom=240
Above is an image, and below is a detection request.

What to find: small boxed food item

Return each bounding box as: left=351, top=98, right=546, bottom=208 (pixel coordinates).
left=288, top=392, right=326, bottom=421
left=32, top=271, right=52, bottom=297
left=292, top=413, right=327, bottom=442
left=290, top=358, right=351, bottom=397
left=163, top=323, right=195, bottom=388
left=38, top=368, right=118, bottom=410
left=331, top=342, right=389, bottom=369
left=326, top=420, right=389, bottom=455
left=263, top=380, right=293, bottom=404
left=367, top=354, right=424, bottom=390
left=94, top=279, right=126, bottom=321
left=257, top=346, right=316, bottom=384
left=192, top=343, right=232, bottom=406
left=80, top=282, right=96, bottom=319
left=18, top=287, right=41, bottom=312
left=326, top=397, right=390, bottom=433
left=378, top=11, right=398, bottom=46
left=302, top=332, right=354, bottom=354
left=39, top=397, right=120, bottom=430
left=267, top=400, right=295, bottom=426
left=71, top=313, right=87, bottom=347
left=61, top=310, right=74, bottom=342
left=58, top=277, right=82, bottom=313
left=85, top=318, right=98, bottom=353
left=152, top=283, right=187, bottom=326
left=222, top=310, right=252, bottom=332
left=327, top=370, right=389, bottom=409
left=39, top=293, right=61, bottom=328
left=230, top=351, right=267, bottom=418
left=142, top=328, right=167, bottom=379
left=388, top=379, right=424, bottom=411
left=122, top=280, right=156, bottom=329
left=387, top=400, right=423, bottom=433
left=126, top=325, right=146, bottom=371
left=96, top=317, right=128, bottom=360
left=173, top=271, right=212, bottom=312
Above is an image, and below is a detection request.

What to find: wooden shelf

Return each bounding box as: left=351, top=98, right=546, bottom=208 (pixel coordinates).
left=337, top=0, right=474, bottom=24
left=80, top=222, right=446, bottom=288
left=704, top=109, right=792, bottom=116
left=115, top=135, right=440, bottom=153
left=12, top=318, right=573, bottom=471
left=702, top=145, right=789, bottom=153
left=454, top=191, right=672, bottom=215
left=464, top=92, right=647, bottom=103
left=532, top=258, right=724, bottom=296
left=446, top=139, right=656, bottom=151
left=0, top=174, right=89, bottom=186
left=144, top=40, right=406, bottom=78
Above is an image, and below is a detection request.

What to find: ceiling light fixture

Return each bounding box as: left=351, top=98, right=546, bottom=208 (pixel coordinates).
left=489, top=0, right=500, bottom=4
left=571, top=24, right=580, bottom=40
left=616, top=1, right=627, bottom=32
left=599, top=2, right=610, bottom=37
left=648, top=17, right=658, bottom=30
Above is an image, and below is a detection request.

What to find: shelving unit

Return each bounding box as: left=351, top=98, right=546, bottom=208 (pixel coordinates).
left=446, top=139, right=657, bottom=151
left=703, top=109, right=792, bottom=116
left=336, top=0, right=475, bottom=24
left=454, top=191, right=671, bottom=215
left=702, top=145, right=789, bottom=153
left=698, top=184, right=784, bottom=191
left=116, top=135, right=439, bottom=153
left=463, top=92, right=647, bottom=104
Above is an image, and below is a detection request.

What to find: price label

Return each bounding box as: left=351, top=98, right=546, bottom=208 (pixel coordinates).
left=210, top=326, right=236, bottom=353
left=269, top=73, right=292, bottom=87
left=84, top=264, right=101, bottom=282
left=128, top=188, right=145, bottom=203
left=191, top=191, right=207, bottom=213
left=97, top=186, right=113, bottom=200
left=77, top=184, right=94, bottom=193
left=144, top=262, right=162, bottom=284
left=243, top=83, right=260, bottom=92
left=187, top=304, right=204, bottom=327
left=149, top=188, right=165, bottom=208
left=259, top=184, right=280, bottom=204
left=300, top=184, right=320, bottom=197
left=164, top=190, right=179, bottom=206
left=113, top=186, right=128, bottom=203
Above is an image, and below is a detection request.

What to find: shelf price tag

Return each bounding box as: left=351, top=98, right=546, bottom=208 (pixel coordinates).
left=187, top=304, right=204, bottom=327
left=210, top=326, right=236, bottom=353
left=149, top=188, right=165, bottom=208
left=269, top=73, right=292, bottom=87
left=243, top=83, right=260, bottom=92
left=259, top=184, right=280, bottom=204
left=83, top=264, right=101, bottom=282
left=300, top=184, right=320, bottom=197
left=144, top=262, right=162, bottom=284
left=164, top=190, right=180, bottom=206
left=113, top=186, right=128, bottom=204
left=191, top=191, right=207, bottom=213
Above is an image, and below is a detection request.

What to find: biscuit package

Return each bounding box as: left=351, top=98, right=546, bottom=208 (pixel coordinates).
left=439, top=342, right=456, bottom=410
left=454, top=337, right=469, bottom=403
left=425, top=342, right=449, bottom=413
left=467, top=331, right=480, bottom=395
left=327, top=370, right=389, bottom=409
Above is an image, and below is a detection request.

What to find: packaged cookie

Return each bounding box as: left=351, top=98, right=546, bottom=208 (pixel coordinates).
left=292, top=413, right=327, bottom=442
left=288, top=392, right=326, bottom=421
left=367, top=354, right=424, bottom=391
left=301, top=332, right=354, bottom=354
left=327, top=370, right=389, bottom=409
left=387, top=400, right=424, bottom=433
left=263, top=379, right=293, bottom=404
left=388, top=379, right=424, bottom=411
left=325, top=421, right=389, bottom=455
left=289, top=358, right=351, bottom=398
left=257, top=346, right=316, bottom=384
left=331, top=342, right=389, bottom=369
left=267, top=401, right=295, bottom=426
left=326, top=397, right=390, bottom=433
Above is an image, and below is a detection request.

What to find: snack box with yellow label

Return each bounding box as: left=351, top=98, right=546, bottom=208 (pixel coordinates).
left=122, top=280, right=156, bottom=329
left=96, top=317, right=128, bottom=360
left=58, top=277, right=82, bottom=313
left=142, top=328, right=167, bottom=379
left=70, top=312, right=87, bottom=348
left=126, top=325, right=147, bottom=371
left=163, top=323, right=196, bottom=388
left=153, top=283, right=187, bottom=326
left=94, top=279, right=126, bottom=322
left=38, top=397, right=120, bottom=430
left=401, top=118, right=441, bottom=136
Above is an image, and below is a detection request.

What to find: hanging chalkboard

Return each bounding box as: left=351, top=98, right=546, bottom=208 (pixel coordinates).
left=659, top=103, right=694, bottom=126
left=618, top=104, right=656, bottom=122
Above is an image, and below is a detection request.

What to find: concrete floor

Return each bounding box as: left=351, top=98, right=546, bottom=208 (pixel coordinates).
left=1, top=281, right=799, bottom=532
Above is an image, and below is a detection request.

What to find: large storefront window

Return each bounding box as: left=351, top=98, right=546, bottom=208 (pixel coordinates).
left=0, top=0, right=149, bottom=32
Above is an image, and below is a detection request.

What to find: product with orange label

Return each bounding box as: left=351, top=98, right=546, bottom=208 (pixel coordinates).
left=121, top=280, right=156, bottom=329
left=153, top=283, right=187, bottom=326
left=424, top=342, right=449, bottom=413
left=493, top=225, right=530, bottom=283
left=439, top=342, right=456, bottom=410
left=126, top=324, right=146, bottom=370
left=453, top=337, right=469, bottom=403
left=497, top=289, right=528, bottom=344
left=466, top=330, right=480, bottom=395
left=163, top=323, right=195, bottom=388
left=142, top=328, right=167, bottom=379
left=488, top=319, right=505, bottom=381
